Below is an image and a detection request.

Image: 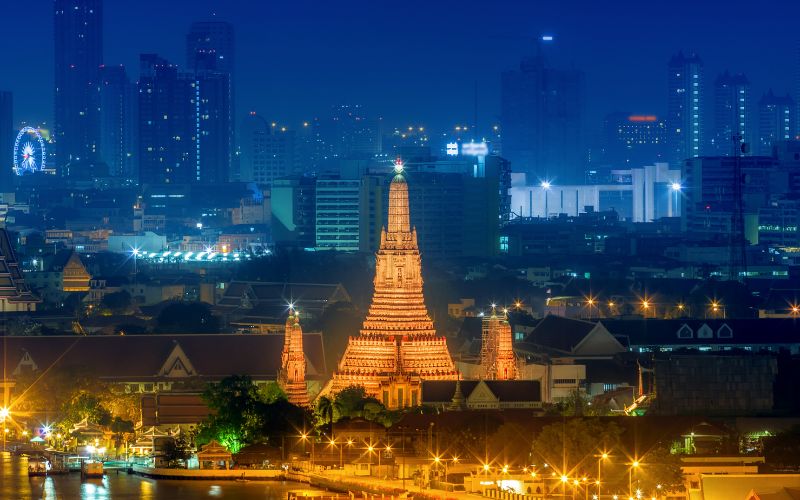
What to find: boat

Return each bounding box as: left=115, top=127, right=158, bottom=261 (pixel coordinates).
left=28, top=459, right=50, bottom=477
left=81, top=460, right=104, bottom=478
left=66, top=456, right=89, bottom=472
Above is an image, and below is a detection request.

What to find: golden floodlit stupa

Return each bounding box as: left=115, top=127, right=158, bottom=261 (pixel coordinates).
left=324, top=159, right=457, bottom=408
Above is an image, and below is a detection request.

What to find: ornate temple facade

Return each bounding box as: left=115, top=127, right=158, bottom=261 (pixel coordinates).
left=480, top=307, right=518, bottom=380
left=278, top=311, right=309, bottom=406
left=325, top=161, right=458, bottom=408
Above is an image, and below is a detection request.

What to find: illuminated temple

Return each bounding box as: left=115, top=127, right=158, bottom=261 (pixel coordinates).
left=480, top=306, right=518, bottom=380
left=278, top=310, right=309, bottom=406
left=325, top=160, right=458, bottom=408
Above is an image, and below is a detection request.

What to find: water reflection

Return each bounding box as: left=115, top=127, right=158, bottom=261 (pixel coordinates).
left=2, top=453, right=298, bottom=499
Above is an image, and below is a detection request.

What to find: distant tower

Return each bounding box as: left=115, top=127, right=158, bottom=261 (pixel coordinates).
left=480, top=306, right=517, bottom=380
left=279, top=309, right=309, bottom=407
left=54, top=0, right=103, bottom=176
left=758, top=90, right=796, bottom=155
left=667, top=51, right=704, bottom=166
left=713, top=72, right=751, bottom=155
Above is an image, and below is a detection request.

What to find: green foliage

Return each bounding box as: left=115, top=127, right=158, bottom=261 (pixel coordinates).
left=199, top=375, right=307, bottom=452
left=100, top=290, right=133, bottom=314
left=60, top=392, right=112, bottom=430
left=156, top=301, right=220, bottom=333
left=162, top=435, right=194, bottom=468
left=635, top=442, right=684, bottom=493
left=764, top=425, right=800, bottom=471
left=532, top=419, right=623, bottom=474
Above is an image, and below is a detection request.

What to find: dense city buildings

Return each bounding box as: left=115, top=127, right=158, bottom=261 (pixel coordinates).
left=98, top=65, right=135, bottom=179
left=667, top=51, right=705, bottom=165
left=501, top=38, right=585, bottom=183
left=712, top=72, right=752, bottom=154
left=601, top=112, right=667, bottom=168
left=239, top=113, right=299, bottom=186
left=758, top=90, right=796, bottom=155
left=53, top=0, right=103, bottom=177
left=0, top=91, right=13, bottom=191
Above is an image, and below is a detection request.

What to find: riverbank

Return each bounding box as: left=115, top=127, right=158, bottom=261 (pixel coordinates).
left=132, top=464, right=284, bottom=480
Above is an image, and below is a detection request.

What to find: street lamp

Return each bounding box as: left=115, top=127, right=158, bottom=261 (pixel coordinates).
left=541, top=181, right=552, bottom=218
left=670, top=182, right=682, bottom=217
left=596, top=452, right=610, bottom=499
left=630, top=460, right=640, bottom=496
left=585, top=296, right=597, bottom=320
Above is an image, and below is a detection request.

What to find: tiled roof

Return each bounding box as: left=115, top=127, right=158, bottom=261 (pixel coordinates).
left=602, top=318, right=800, bottom=346
left=0, top=333, right=327, bottom=381
left=421, top=380, right=541, bottom=404
left=522, top=315, right=597, bottom=353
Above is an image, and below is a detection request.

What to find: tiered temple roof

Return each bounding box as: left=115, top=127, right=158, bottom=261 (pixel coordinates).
left=326, top=161, right=457, bottom=406
left=279, top=310, right=309, bottom=406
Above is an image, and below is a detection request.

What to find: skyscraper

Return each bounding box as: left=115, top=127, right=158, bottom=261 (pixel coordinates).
left=501, top=38, right=585, bottom=183
left=54, top=0, right=103, bottom=176
left=712, top=72, right=752, bottom=155
left=758, top=90, right=796, bottom=155
left=187, top=21, right=234, bottom=182
left=240, top=114, right=299, bottom=186
left=98, top=65, right=135, bottom=179
left=194, top=68, right=231, bottom=183
left=667, top=51, right=704, bottom=166
left=320, top=105, right=382, bottom=159
left=602, top=112, right=667, bottom=167
left=0, top=92, right=13, bottom=190
left=324, top=161, right=457, bottom=408
left=137, top=54, right=194, bottom=185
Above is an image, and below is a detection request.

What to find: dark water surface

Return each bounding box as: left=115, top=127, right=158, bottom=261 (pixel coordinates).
left=1, top=453, right=301, bottom=499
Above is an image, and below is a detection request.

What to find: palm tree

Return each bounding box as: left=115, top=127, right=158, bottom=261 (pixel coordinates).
left=315, top=396, right=334, bottom=434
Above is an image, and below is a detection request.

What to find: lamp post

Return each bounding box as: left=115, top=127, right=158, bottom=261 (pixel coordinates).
left=629, top=460, right=640, bottom=497
left=670, top=182, right=681, bottom=218
left=596, top=452, right=609, bottom=500
left=541, top=181, right=551, bottom=218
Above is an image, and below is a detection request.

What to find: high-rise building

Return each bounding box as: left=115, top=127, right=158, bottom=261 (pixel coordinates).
left=667, top=51, right=705, bottom=165
left=758, top=90, right=796, bottom=155
left=0, top=92, right=13, bottom=190
left=315, top=177, right=360, bottom=251
left=240, top=113, right=298, bottom=186
left=98, top=65, right=135, bottom=179
left=501, top=38, right=585, bottom=183
left=187, top=21, right=234, bottom=181
left=712, top=72, right=752, bottom=155
left=324, top=161, right=457, bottom=408
left=137, top=54, right=194, bottom=185
left=279, top=310, right=309, bottom=407
left=54, top=0, right=103, bottom=176
left=271, top=176, right=316, bottom=248
left=602, top=113, right=667, bottom=167
left=194, top=69, right=231, bottom=183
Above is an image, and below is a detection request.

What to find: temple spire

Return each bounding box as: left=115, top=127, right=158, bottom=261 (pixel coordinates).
left=279, top=308, right=309, bottom=407
left=387, top=159, right=411, bottom=234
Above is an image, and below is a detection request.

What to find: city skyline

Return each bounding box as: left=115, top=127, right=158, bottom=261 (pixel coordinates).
left=0, top=0, right=798, bottom=134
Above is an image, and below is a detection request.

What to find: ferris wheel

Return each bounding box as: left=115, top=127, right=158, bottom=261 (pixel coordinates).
left=13, top=126, right=46, bottom=176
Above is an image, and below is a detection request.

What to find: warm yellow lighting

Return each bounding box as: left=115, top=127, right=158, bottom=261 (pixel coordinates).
left=483, top=463, right=490, bottom=471
left=0, top=407, right=8, bottom=420
left=601, top=452, right=609, bottom=459
left=561, top=475, right=569, bottom=483
left=347, top=439, right=353, bottom=446
left=632, top=460, right=640, bottom=468
left=433, top=456, right=440, bottom=463
left=502, top=465, right=508, bottom=473
left=452, top=456, right=459, bottom=463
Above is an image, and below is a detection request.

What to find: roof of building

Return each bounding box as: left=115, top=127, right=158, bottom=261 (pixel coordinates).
left=216, top=281, right=351, bottom=315
left=0, top=333, right=327, bottom=382
left=519, top=315, right=597, bottom=353
left=602, top=318, right=800, bottom=346
left=421, top=380, right=541, bottom=404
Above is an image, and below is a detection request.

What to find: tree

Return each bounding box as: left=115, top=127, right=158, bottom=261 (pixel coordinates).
left=634, top=442, right=684, bottom=494
left=156, top=301, right=220, bottom=333
left=532, top=419, right=623, bottom=476
left=100, top=290, right=133, bottom=314
left=162, top=435, right=194, bottom=468
left=60, top=393, right=112, bottom=430
left=315, top=396, right=335, bottom=430
left=764, top=425, right=800, bottom=471
left=198, top=375, right=307, bottom=453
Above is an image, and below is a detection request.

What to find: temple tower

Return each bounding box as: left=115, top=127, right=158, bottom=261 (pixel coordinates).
left=325, top=160, right=457, bottom=408
left=480, top=306, right=518, bottom=380
left=279, top=309, right=309, bottom=406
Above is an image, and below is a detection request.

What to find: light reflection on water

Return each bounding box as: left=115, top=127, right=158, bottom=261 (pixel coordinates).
left=2, top=453, right=298, bottom=499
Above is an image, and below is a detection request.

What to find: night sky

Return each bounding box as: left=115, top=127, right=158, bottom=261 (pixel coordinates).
left=0, top=0, right=798, bottom=136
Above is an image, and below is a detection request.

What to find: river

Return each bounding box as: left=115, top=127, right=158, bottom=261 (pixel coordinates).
left=1, top=453, right=303, bottom=499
